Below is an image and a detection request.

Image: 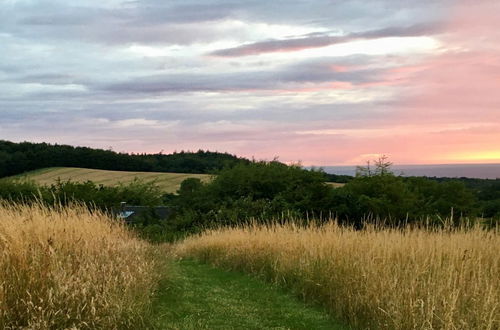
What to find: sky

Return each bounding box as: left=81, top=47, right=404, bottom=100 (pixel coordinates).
left=1, top=0, right=499, bottom=165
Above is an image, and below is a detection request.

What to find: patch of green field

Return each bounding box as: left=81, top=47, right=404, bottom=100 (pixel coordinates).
left=10, top=167, right=211, bottom=194
left=153, top=259, right=345, bottom=329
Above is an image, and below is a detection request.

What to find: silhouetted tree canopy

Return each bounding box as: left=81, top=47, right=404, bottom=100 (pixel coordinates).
left=0, top=140, right=250, bottom=177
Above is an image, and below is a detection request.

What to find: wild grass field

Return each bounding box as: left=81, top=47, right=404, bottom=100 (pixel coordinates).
left=176, top=222, right=500, bottom=330
left=11, top=167, right=211, bottom=193
left=0, top=203, right=163, bottom=329
left=0, top=203, right=344, bottom=329
left=2, top=200, right=497, bottom=329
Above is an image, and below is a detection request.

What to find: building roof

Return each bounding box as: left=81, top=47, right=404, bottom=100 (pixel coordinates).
left=115, top=204, right=170, bottom=222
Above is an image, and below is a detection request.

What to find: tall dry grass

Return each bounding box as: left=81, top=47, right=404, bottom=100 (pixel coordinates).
left=176, top=222, right=499, bottom=329
left=0, top=203, right=162, bottom=329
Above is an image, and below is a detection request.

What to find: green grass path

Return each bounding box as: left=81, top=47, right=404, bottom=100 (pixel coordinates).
left=153, top=259, right=346, bottom=329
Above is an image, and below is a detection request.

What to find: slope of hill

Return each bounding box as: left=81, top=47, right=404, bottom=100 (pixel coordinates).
left=11, top=167, right=211, bottom=194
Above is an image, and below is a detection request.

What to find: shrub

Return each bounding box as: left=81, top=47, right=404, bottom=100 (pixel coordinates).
left=0, top=178, right=164, bottom=209
left=171, top=161, right=332, bottom=231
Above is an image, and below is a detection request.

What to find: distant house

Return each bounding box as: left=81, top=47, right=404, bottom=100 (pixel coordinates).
left=116, top=202, right=170, bottom=223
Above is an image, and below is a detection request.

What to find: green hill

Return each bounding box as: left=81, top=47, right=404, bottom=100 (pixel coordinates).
left=0, top=140, right=249, bottom=178
left=11, top=167, right=211, bottom=194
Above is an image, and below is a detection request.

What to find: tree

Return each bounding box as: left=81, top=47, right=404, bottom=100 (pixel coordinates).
left=178, top=178, right=203, bottom=195
left=355, top=155, right=393, bottom=177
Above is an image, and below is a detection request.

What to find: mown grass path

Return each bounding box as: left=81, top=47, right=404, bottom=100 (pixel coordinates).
left=153, top=259, right=345, bottom=329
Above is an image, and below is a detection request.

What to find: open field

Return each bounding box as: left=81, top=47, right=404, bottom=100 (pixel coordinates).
left=10, top=167, right=212, bottom=193
left=176, top=222, right=500, bottom=330
left=0, top=203, right=162, bottom=329
left=326, top=182, right=345, bottom=188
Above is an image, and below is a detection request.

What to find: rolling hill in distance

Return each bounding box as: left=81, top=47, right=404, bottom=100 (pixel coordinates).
left=321, top=163, right=500, bottom=179
left=11, top=167, right=211, bottom=194
left=0, top=140, right=249, bottom=178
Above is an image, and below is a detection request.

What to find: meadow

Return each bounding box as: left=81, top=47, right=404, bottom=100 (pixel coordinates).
left=176, top=221, right=500, bottom=330
left=0, top=202, right=345, bottom=329
left=12, top=167, right=211, bottom=193
left=0, top=203, right=163, bottom=329
left=1, top=201, right=498, bottom=329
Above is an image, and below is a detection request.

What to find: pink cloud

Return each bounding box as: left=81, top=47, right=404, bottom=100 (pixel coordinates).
left=345, top=1, right=500, bottom=165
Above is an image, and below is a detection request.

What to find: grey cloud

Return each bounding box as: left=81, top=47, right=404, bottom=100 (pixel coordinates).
left=93, top=100, right=386, bottom=124
left=0, top=79, right=389, bottom=129
left=14, top=73, right=86, bottom=86
left=134, top=2, right=237, bottom=24
left=211, top=24, right=441, bottom=57
left=174, top=102, right=390, bottom=124
left=3, top=3, right=230, bottom=45
left=101, top=70, right=365, bottom=93
left=1, top=0, right=447, bottom=46
left=100, top=58, right=381, bottom=94
left=18, top=10, right=102, bottom=27
left=211, top=35, right=347, bottom=57
left=354, top=24, right=440, bottom=38
left=0, top=65, right=22, bottom=74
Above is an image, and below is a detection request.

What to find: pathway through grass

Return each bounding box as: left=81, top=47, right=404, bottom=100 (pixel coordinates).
left=153, top=259, right=345, bottom=329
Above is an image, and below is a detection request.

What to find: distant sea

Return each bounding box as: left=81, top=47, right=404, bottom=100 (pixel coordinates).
left=318, top=164, right=500, bottom=179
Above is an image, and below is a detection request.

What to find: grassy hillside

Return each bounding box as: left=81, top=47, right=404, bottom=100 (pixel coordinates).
left=11, top=167, right=211, bottom=193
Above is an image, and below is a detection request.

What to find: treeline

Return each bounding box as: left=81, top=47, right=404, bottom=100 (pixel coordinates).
left=0, top=140, right=249, bottom=178
left=168, top=161, right=499, bottom=231
left=131, top=161, right=498, bottom=240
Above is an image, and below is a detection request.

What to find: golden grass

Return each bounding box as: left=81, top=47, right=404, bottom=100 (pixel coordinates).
left=12, top=167, right=211, bottom=193
left=176, top=222, right=499, bottom=329
left=0, top=203, right=162, bottom=329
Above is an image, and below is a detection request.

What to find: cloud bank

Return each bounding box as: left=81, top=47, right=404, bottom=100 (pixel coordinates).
left=0, top=0, right=498, bottom=165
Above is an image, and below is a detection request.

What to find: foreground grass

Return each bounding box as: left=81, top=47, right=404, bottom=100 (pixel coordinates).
left=10, top=167, right=211, bottom=193
left=154, top=259, right=343, bottom=329
left=0, top=203, right=162, bottom=329
left=176, top=222, right=499, bottom=330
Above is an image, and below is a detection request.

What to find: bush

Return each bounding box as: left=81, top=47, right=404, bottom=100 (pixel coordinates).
left=0, top=178, right=164, bottom=210
left=0, top=180, right=47, bottom=202
left=170, top=161, right=332, bottom=231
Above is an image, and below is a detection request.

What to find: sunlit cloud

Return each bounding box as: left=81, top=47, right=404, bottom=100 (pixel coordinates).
left=444, top=151, right=500, bottom=164
left=210, top=24, right=441, bottom=57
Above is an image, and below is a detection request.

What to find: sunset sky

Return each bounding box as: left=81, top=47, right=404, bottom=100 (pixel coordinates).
left=1, top=0, right=499, bottom=165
